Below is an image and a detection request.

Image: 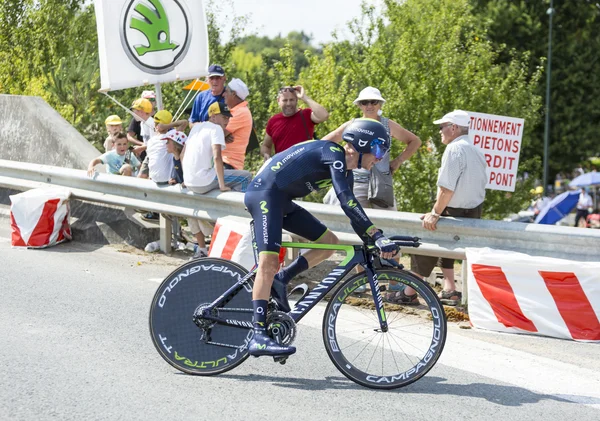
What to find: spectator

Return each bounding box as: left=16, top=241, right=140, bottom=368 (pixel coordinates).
left=260, top=85, right=329, bottom=159
left=127, top=98, right=155, bottom=164
left=532, top=186, right=551, bottom=216
left=400, top=110, right=486, bottom=306
left=87, top=133, right=140, bottom=177
left=189, top=64, right=226, bottom=125
left=103, top=115, right=123, bottom=152
left=164, top=131, right=187, bottom=185
left=138, top=110, right=187, bottom=221
left=575, top=187, right=593, bottom=227
left=145, top=110, right=188, bottom=184
left=322, top=86, right=421, bottom=210
left=222, top=78, right=253, bottom=170
left=141, top=90, right=156, bottom=116
left=182, top=102, right=253, bottom=258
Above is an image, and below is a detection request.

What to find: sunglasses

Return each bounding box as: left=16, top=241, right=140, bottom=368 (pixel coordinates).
left=439, top=124, right=454, bottom=130
left=358, top=100, right=380, bottom=106
left=279, top=86, right=297, bottom=93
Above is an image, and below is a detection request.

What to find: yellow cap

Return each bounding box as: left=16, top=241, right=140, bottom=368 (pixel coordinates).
left=104, top=115, right=122, bottom=125
left=131, top=98, right=153, bottom=113
left=535, top=186, right=544, bottom=194
left=154, top=110, right=173, bottom=124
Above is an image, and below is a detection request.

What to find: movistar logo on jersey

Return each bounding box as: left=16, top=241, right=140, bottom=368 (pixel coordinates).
left=270, top=162, right=282, bottom=172
left=330, top=146, right=342, bottom=153
left=260, top=201, right=269, bottom=214
left=316, top=179, right=333, bottom=189
left=120, top=0, right=192, bottom=74
left=347, top=200, right=357, bottom=208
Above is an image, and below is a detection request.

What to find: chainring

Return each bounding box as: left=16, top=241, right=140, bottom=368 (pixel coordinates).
left=266, top=311, right=297, bottom=346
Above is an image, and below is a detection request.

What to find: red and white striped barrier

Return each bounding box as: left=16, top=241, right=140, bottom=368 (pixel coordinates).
left=467, top=248, right=600, bottom=342
left=10, top=187, right=72, bottom=248
left=208, top=217, right=285, bottom=271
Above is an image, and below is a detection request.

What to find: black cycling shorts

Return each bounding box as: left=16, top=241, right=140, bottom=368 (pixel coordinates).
left=244, top=189, right=328, bottom=254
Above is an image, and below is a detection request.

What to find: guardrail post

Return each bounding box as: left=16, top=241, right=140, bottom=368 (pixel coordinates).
left=159, top=214, right=172, bottom=254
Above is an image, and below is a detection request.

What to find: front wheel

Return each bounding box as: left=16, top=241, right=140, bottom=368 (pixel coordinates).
left=323, top=269, right=447, bottom=389
left=149, top=258, right=254, bottom=376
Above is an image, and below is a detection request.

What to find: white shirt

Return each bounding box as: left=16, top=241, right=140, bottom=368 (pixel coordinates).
left=147, top=133, right=173, bottom=183
left=141, top=118, right=155, bottom=145
left=183, top=122, right=226, bottom=187
left=577, top=192, right=593, bottom=210
left=437, top=135, right=487, bottom=209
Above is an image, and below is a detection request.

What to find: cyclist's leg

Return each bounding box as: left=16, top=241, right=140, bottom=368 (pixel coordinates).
left=244, top=190, right=296, bottom=356
left=270, top=205, right=337, bottom=311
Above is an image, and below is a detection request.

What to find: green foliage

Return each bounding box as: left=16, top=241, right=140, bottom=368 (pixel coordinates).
left=0, top=0, right=546, bottom=219
left=298, top=0, right=542, bottom=217
left=472, top=0, right=600, bottom=180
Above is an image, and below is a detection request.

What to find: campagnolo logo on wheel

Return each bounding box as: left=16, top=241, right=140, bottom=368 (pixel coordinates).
left=120, top=0, right=192, bottom=74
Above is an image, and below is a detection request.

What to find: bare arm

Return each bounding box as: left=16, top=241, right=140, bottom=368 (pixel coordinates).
left=87, top=157, right=103, bottom=176
left=422, top=186, right=454, bottom=231
left=212, top=144, right=230, bottom=191
left=388, top=119, right=422, bottom=173
left=158, top=120, right=188, bottom=132
left=260, top=133, right=274, bottom=160
left=127, top=132, right=144, bottom=146
left=322, top=121, right=351, bottom=143
left=294, top=85, right=328, bottom=123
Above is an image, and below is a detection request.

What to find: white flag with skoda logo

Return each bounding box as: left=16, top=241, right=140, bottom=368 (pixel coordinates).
left=94, top=0, right=209, bottom=91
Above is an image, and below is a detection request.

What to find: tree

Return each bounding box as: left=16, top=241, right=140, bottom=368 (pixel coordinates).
left=298, top=0, right=543, bottom=218
left=472, top=0, right=600, bottom=179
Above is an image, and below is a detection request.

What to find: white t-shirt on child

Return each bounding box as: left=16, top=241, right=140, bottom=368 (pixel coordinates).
left=182, top=121, right=226, bottom=188
left=147, top=133, right=173, bottom=183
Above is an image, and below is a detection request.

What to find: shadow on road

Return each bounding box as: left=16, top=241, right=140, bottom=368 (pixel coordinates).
left=221, top=373, right=596, bottom=407
left=219, top=373, right=363, bottom=391
left=402, top=376, right=587, bottom=406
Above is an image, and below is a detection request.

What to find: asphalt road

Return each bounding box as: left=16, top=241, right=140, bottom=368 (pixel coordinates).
left=1, top=231, right=599, bottom=421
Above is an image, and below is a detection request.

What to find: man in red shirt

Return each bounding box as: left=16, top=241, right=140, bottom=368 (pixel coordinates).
left=260, top=85, right=329, bottom=159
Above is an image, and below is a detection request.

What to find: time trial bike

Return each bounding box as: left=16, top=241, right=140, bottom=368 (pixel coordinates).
left=149, top=231, right=447, bottom=390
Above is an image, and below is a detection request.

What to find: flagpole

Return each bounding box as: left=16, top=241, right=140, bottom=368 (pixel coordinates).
left=154, top=83, right=164, bottom=111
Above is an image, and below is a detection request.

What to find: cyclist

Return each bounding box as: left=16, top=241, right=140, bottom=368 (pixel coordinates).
left=244, top=118, right=400, bottom=357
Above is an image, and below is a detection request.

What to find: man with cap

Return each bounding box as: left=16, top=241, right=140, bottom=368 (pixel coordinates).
left=260, top=85, right=329, bottom=159
left=222, top=78, right=253, bottom=170
left=182, top=101, right=253, bottom=258
left=189, top=64, right=227, bottom=125
left=404, top=110, right=487, bottom=306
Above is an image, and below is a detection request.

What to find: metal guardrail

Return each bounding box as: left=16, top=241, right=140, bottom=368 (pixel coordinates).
left=1, top=159, right=600, bottom=263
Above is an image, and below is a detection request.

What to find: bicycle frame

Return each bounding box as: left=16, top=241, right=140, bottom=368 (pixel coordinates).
left=198, top=241, right=398, bottom=333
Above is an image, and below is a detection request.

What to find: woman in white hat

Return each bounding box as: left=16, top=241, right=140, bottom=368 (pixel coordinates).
left=323, top=86, right=421, bottom=210
left=322, top=86, right=421, bottom=293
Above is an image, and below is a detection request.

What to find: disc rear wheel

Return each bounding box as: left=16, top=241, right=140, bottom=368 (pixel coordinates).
left=149, top=258, right=254, bottom=375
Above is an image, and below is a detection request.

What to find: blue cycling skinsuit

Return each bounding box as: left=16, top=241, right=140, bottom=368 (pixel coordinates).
left=244, top=140, right=376, bottom=253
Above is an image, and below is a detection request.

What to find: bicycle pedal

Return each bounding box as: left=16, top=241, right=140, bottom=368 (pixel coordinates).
left=273, top=356, right=288, bottom=365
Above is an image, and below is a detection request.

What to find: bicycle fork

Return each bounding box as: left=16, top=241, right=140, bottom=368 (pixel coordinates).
left=363, top=263, right=389, bottom=333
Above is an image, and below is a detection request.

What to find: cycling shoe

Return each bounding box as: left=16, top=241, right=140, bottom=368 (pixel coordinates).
left=248, top=331, right=296, bottom=357
left=270, top=277, right=291, bottom=313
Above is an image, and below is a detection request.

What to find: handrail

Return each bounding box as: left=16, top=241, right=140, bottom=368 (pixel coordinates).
left=1, top=159, right=599, bottom=262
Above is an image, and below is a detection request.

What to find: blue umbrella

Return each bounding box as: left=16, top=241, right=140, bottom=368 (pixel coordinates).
left=534, top=190, right=580, bottom=225
left=569, top=172, right=600, bottom=187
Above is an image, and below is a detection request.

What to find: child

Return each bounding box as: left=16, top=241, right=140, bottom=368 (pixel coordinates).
left=88, top=133, right=140, bottom=176
left=103, top=115, right=123, bottom=152
left=164, top=130, right=187, bottom=185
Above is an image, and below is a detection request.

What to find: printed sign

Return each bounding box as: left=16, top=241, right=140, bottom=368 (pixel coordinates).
left=467, top=111, right=525, bottom=192
left=94, top=0, right=209, bottom=91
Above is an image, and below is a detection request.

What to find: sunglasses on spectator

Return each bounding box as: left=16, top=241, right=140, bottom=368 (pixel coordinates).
left=439, top=124, right=454, bottom=130
left=358, top=100, right=380, bottom=106
left=279, top=86, right=297, bottom=93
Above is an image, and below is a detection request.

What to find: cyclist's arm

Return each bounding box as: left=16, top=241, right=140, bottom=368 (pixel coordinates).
left=329, top=165, right=377, bottom=237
